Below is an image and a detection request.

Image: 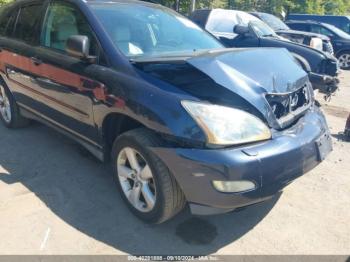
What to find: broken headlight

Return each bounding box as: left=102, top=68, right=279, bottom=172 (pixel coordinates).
left=182, top=101, right=271, bottom=146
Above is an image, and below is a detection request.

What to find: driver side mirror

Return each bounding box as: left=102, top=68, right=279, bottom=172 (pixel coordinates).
left=233, top=25, right=250, bottom=35
left=66, top=35, right=96, bottom=63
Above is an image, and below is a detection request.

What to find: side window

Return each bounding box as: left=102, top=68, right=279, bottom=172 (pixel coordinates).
left=310, top=25, right=321, bottom=34
left=340, top=22, right=350, bottom=34
left=41, top=1, right=98, bottom=56
left=13, top=4, right=43, bottom=44
left=0, top=8, right=19, bottom=37
left=291, top=23, right=309, bottom=32
left=311, top=25, right=334, bottom=37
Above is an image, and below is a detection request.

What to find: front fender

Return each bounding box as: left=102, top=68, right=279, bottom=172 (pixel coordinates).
left=88, top=66, right=207, bottom=144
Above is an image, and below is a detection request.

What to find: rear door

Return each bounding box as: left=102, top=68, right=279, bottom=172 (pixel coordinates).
left=0, top=2, right=46, bottom=111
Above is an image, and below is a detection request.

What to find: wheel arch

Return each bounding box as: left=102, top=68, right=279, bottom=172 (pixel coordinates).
left=335, top=48, right=350, bottom=58
left=101, top=112, right=147, bottom=159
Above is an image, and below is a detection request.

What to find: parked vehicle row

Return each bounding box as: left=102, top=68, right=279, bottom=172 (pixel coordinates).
left=286, top=20, right=350, bottom=70
left=250, top=12, right=334, bottom=54
left=0, top=0, right=333, bottom=223
left=190, top=9, right=340, bottom=95
left=286, top=14, right=350, bottom=34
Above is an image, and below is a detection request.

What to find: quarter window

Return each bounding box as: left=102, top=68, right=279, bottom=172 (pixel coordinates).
left=13, top=4, right=42, bottom=44
left=41, top=1, right=98, bottom=56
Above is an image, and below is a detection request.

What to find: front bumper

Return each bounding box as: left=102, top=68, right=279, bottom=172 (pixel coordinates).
left=309, top=72, right=340, bottom=94
left=152, top=107, right=332, bottom=215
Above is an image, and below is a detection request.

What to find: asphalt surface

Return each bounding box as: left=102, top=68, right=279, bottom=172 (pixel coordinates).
left=0, top=72, right=349, bottom=255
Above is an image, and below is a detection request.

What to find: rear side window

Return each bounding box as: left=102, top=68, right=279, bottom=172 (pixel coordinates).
left=289, top=23, right=309, bottom=32
left=339, top=22, right=350, bottom=34
left=13, top=4, right=43, bottom=44
left=310, top=25, right=335, bottom=37
left=0, top=7, right=19, bottom=37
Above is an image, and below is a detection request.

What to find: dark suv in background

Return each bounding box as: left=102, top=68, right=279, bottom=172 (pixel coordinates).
left=190, top=9, right=340, bottom=95
left=287, top=20, right=350, bottom=70
left=251, top=12, right=334, bottom=55
left=287, top=14, right=350, bottom=34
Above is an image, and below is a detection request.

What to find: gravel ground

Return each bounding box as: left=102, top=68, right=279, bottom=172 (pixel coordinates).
left=0, top=71, right=349, bottom=255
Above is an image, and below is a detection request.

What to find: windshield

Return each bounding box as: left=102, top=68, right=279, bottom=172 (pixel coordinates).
left=249, top=20, right=277, bottom=37
left=323, top=23, right=350, bottom=39
left=258, top=13, right=289, bottom=31
left=89, top=2, right=222, bottom=59
left=205, top=10, right=277, bottom=38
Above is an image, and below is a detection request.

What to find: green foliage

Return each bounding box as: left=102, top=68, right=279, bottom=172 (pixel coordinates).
left=0, top=0, right=12, bottom=5
left=147, top=0, right=350, bottom=16
left=0, top=0, right=349, bottom=16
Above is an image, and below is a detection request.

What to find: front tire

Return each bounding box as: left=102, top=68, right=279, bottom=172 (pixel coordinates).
left=0, top=81, right=30, bottom=128
left=111, top=128, right=186, bottom=224
left=337, top=51, right=350, bottom=70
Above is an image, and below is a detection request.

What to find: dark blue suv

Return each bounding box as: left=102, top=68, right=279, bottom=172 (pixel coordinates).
left=0, top=0, right=332, bottom=223
left=287, top=20, right=350, bottom=70
left=287, top=14, right=350, bottom=34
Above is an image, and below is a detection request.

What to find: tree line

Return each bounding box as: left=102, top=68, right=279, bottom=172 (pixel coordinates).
left=153, top=0, right=350, bottom=16
left=0, top=0, right=349, bottom=17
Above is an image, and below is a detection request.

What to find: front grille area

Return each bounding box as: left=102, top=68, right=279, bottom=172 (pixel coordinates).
left=266, top=83, right=312, bottom=122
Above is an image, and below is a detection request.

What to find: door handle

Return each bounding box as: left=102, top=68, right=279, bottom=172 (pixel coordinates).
left=30, top=57, right=42, bottom=66
left=81, top=79, right=99, bottom=89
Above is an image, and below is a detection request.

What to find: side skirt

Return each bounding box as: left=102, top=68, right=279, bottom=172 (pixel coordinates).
left=18, top=104, right=105, bottom=162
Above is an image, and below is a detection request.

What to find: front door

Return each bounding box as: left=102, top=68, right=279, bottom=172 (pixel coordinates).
left=32, top=0, right=105, bottom=145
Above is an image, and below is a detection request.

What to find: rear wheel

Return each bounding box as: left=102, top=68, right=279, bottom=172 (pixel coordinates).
left=111, top=128, right=186, bottom=224
left=0, top=82, right=30, bottom=128
left=337, top=51, right=350, bottom=70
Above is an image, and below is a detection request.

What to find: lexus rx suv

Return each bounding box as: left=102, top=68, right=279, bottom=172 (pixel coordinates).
left=0, top=0, right=332, bottom=223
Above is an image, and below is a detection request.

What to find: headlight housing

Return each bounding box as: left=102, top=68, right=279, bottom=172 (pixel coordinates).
left=182, top=101, right=271, bottom=145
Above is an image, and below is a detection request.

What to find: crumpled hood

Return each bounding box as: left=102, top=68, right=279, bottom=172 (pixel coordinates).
left=135, top=48, right=310, bottom=130
left=187, top=48, right=309, bottom=129
left=187, top=48, right=308, bottom=94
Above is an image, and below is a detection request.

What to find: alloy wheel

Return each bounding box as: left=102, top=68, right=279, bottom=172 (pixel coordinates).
left=117, top=147, right=157, bottom=212
left=0, top=85, right=11, bottom=123
left=338, top=53, right=350, bottom=69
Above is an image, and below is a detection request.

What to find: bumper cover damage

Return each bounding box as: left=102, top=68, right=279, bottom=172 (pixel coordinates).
left=151, top=107, right=332, bottom=215
left=309, top=72, right=340, bottom=96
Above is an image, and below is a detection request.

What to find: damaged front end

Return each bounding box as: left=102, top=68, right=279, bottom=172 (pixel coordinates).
left=308, top=55, right=340, bottom=99
left=135, top=48, right=314, bottom=133
left=134, top=47, right=332, bottom=214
